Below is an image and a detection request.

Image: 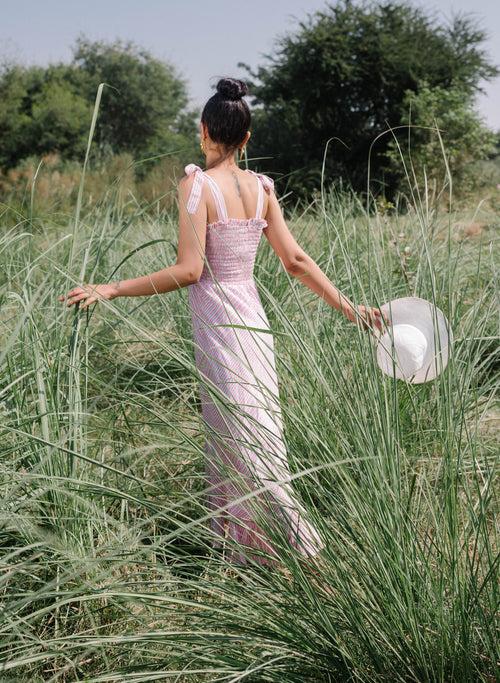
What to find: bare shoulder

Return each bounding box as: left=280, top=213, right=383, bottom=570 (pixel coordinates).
left=178, top=172, right=193, bottom=188
left=177, top=171, right=199, bottom=197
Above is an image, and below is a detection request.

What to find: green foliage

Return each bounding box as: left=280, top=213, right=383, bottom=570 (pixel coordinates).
left=240, top=0, right=498, bottom=201
left=72, top=36, right=199, bottom=162
left=386, top=82, right=497, bottom=198
left=0, top=64, right=68, bottom=167
left=0, top=36, right=199, bottom=170
left=30, top=71, right=91, bottom=160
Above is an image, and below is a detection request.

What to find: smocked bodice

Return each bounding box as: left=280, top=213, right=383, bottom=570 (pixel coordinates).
left=183, top=164, right=274, bottom=284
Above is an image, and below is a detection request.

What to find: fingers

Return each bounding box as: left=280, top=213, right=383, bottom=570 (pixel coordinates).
left=59, top=286, right=85, bottom=300
left=69, top=293, right=90, bottom=307
left=366, top=310, right=378, bottom=332
left=358, top=306, right=387, bottom=333
left=360, top=306, right=374, bottom=327
left=373, top=307, right=390, bottom=326
left=373, top=308, right=390, bottom=333
left=59, top=286, right=84, bottom=304
left=373, top=312, right=384, bottom=333
left=80, top=297, right=97, bottom=310
left=367, top=307, right=390, bottom=331
left=59, top=293, right=97, bottom=310
left=371, top=308, right=383, bottom=332
left=58, top=285, right=98, bottom=310
left=61, top=292, right=88, bottom=307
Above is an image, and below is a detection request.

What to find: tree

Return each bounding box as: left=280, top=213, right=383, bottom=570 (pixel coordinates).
left=0, top=37, right=199, bottom=170
left=72, top=36, right=198, bottom=162
left=385, top=82, right=497, bottom=197
left=30, top=69, right=92, bottom=160
left=239, top=0, right=498, bottom=200
left=0, top=64, right=31, bottom=168
left=0, top=62, right=90, bottom=168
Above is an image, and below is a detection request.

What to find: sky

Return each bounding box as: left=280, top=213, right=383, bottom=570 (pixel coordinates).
left=2, top=0, right=499, bottom=130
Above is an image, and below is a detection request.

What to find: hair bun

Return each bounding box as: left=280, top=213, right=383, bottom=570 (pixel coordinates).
left=216, top=78, right=248, bottom=101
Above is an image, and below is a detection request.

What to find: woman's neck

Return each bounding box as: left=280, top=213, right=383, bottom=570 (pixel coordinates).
left=205, top=147, right=239, bottom=171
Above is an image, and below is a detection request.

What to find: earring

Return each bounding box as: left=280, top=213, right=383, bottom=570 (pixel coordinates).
left=239, top=146, right=246, bottom=161
left=200, top=138, right=205, bottom=153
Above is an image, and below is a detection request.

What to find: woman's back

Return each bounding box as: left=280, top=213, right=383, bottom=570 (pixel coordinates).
left=203, top=167, right=270, bottom=225
left=184, top=163, right=274, bottom=284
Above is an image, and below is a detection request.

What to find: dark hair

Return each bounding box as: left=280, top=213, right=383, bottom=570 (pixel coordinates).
left=201, top=78, right=251, bottom=166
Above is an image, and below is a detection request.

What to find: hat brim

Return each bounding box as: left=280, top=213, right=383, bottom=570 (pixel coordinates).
left=375, top=297, right=453, bottom=383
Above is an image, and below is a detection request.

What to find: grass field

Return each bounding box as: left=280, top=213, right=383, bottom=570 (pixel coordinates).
left=0, top=148, right=498, bottom=682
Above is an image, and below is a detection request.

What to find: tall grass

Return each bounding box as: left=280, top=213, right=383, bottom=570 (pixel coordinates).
left=0, top=101, right=498, bottom=681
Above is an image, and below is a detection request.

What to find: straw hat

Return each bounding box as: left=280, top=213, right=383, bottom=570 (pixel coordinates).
left=373, top=296, right=453, bottom=383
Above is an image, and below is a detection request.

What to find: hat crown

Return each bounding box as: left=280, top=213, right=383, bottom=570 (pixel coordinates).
left=377, top=324, right=428, bottom=378
left=374, top=296, right=453, bottom=383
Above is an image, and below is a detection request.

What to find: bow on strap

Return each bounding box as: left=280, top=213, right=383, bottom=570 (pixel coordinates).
left=184, top=164, right=205, bottom=214
left=246, top=169, right=275, bottom=193
left=184, top=163, right=203, bottom=175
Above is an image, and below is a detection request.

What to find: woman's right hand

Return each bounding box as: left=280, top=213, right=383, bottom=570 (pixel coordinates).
left=58, top=282, right=120, bottom=310
left=346, top=304, right=389, bottom=333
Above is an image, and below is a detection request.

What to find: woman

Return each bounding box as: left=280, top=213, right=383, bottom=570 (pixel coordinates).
left=59, top=77, right=386, bottom=574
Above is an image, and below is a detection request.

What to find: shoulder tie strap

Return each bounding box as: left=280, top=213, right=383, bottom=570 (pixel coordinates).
left=203, top=174, right=229, bottom=222
left=246, top=169, right=275, bottom=193
left=246, top=170, right=275, bottom=219
left=183, top=163, right=229, bottom=221
left=184, top=164, right=205, bottom=214
left=255, top=175, right=264, bottom=219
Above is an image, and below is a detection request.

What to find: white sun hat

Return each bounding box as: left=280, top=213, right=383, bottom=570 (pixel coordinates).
left=373, top=296, right=453, bottom=383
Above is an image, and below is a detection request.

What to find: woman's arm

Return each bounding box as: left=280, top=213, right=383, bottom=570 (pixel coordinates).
left=262, top=187, right=386, bottom=331
left=59, top=175, right=207, bottom=310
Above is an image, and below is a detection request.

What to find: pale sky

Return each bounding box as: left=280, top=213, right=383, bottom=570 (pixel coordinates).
left=2, top=0, right=499, bottom=130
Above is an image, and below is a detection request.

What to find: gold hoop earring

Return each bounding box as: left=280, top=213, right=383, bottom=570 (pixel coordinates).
left=200, top=139, right=205, bottom=153
left=239, top=146, right=246, bottom=161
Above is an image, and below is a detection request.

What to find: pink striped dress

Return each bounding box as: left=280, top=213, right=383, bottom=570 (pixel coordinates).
left=184, top=163, right=325, bottom=567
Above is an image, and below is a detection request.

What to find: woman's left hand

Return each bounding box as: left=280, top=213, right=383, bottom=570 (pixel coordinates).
left=58, top=283, right=119, bottom=310
left=347, top=304, right=389, bottom=333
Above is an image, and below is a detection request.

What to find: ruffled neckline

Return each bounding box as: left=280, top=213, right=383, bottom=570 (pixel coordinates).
left=207, top=217, right=268, bottom=229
